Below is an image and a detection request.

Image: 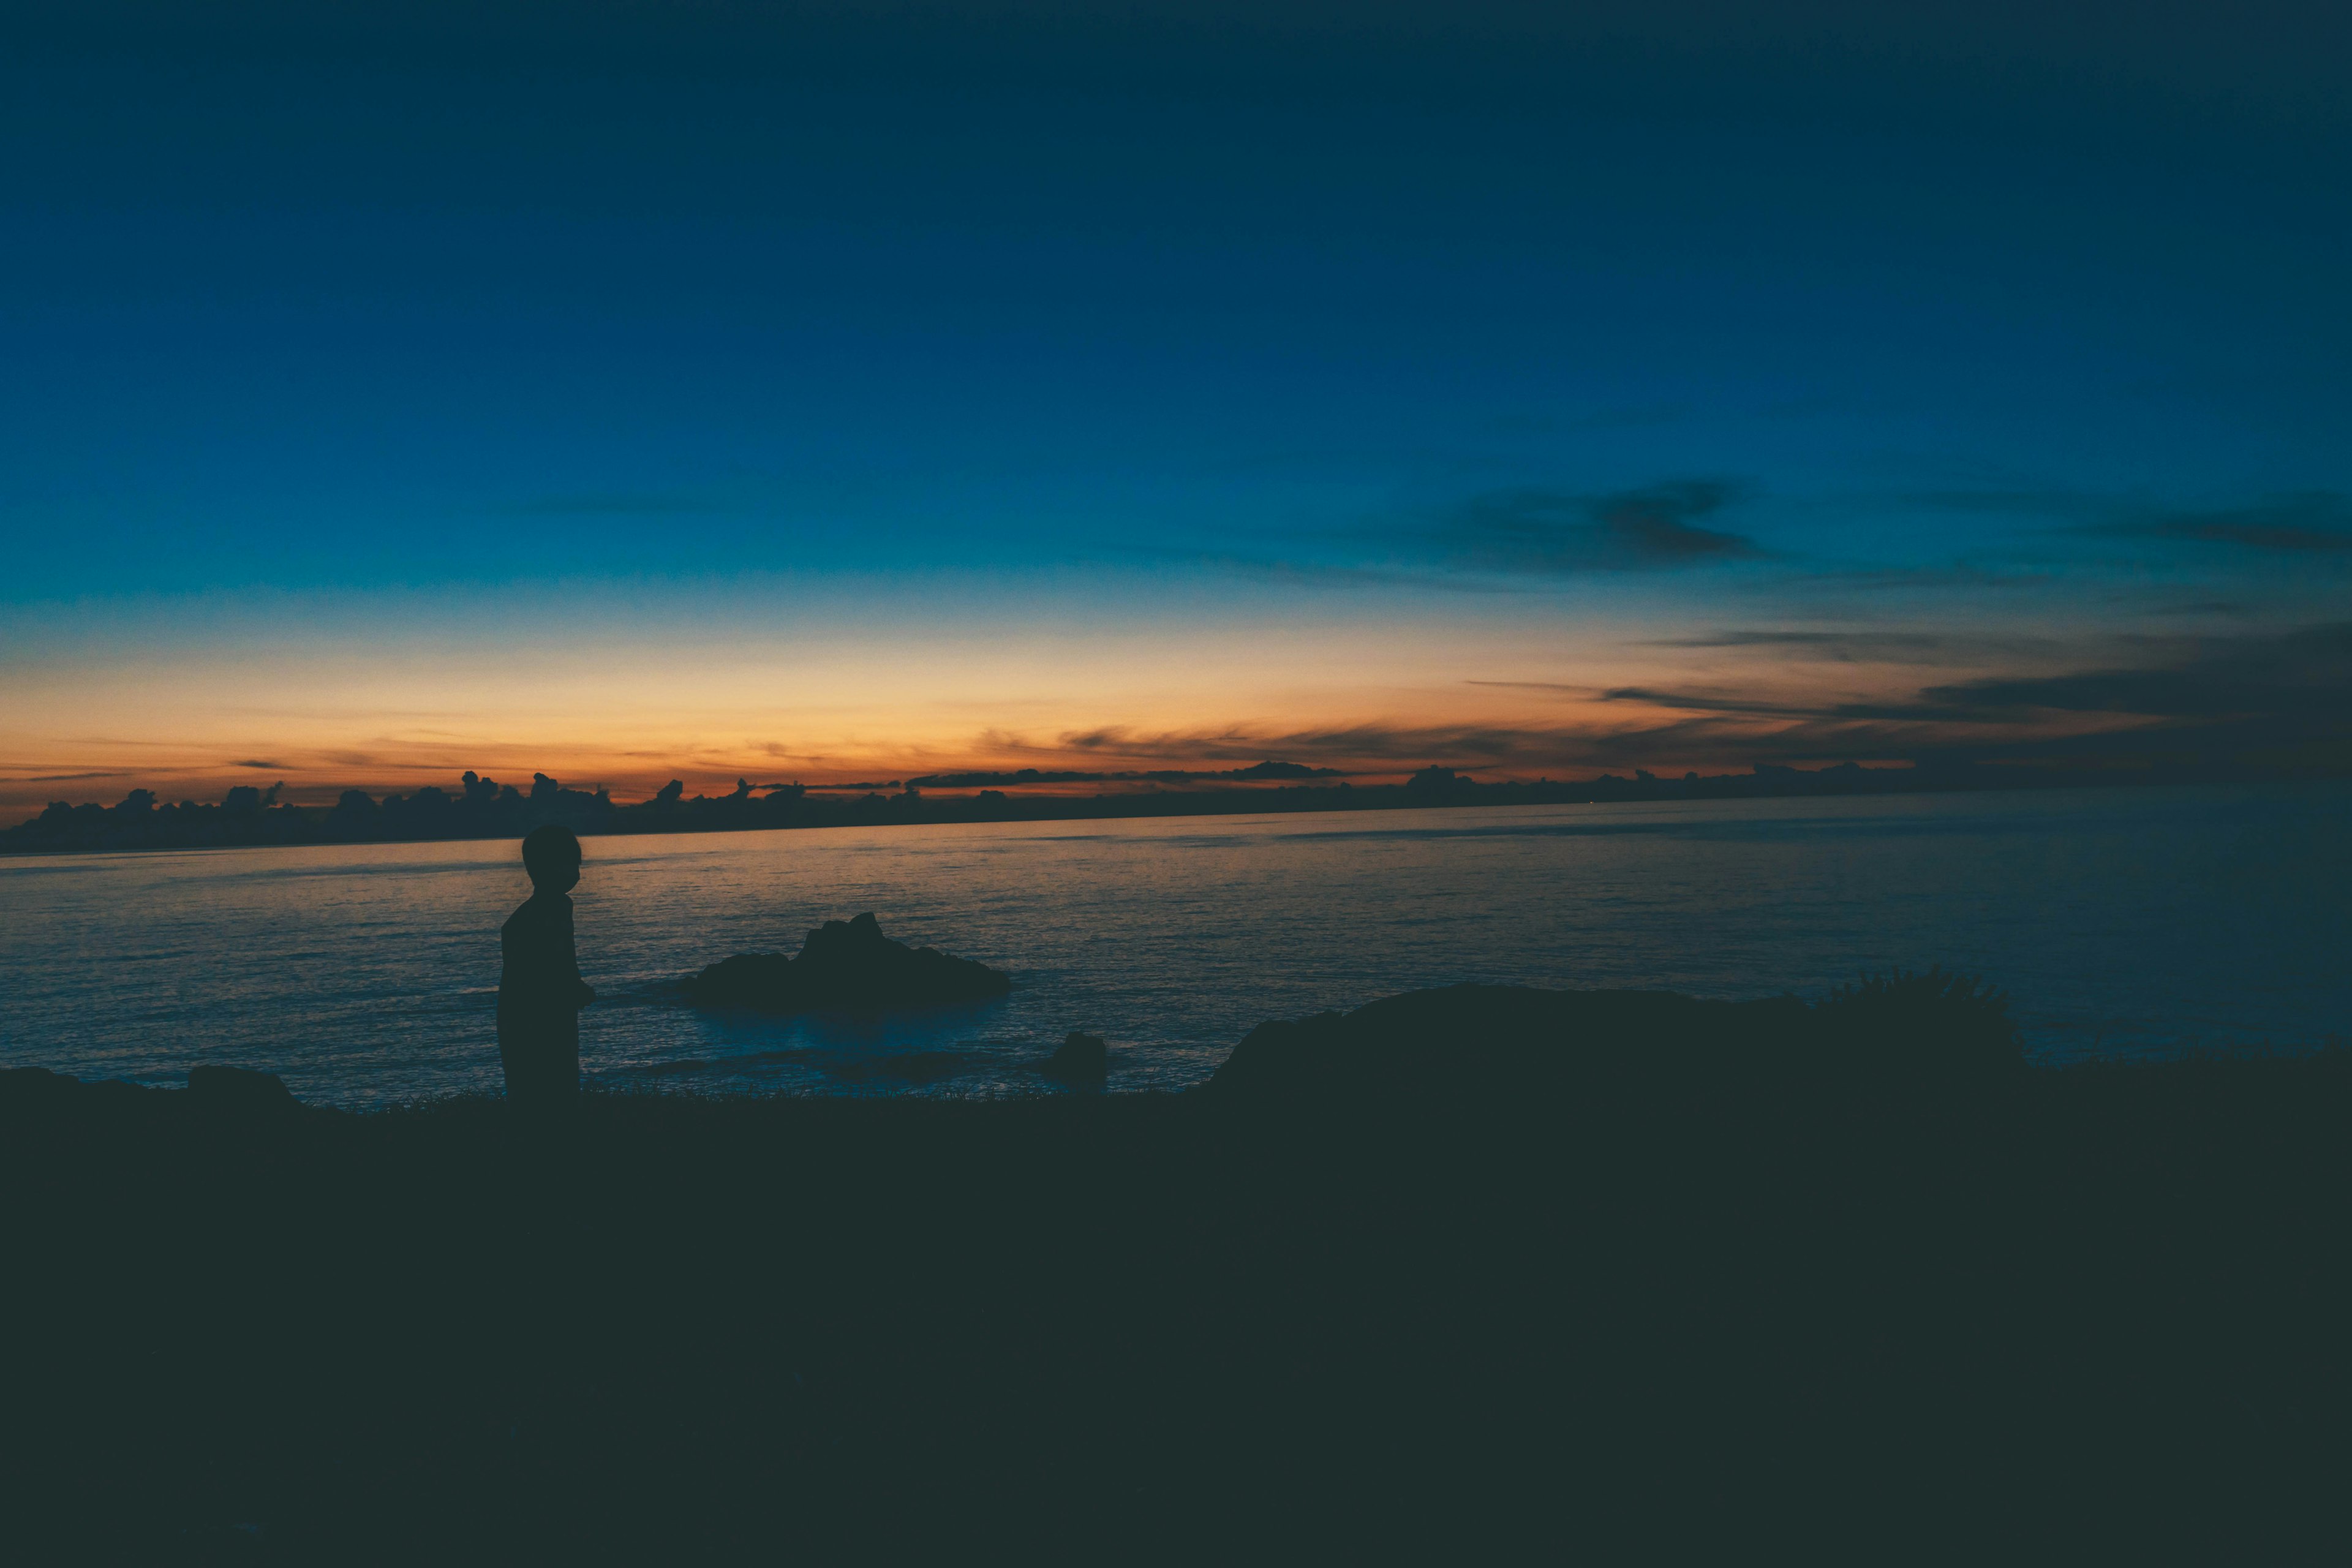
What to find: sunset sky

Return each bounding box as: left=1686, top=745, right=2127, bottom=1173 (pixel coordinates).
left=4, top=1, right=2348, bottom=811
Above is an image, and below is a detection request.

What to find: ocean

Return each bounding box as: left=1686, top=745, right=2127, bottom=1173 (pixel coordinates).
left=1, top=783, right=2343, bottom=1106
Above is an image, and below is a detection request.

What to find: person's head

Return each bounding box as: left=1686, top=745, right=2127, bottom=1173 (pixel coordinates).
left=521, top=824, right=582, bottom=893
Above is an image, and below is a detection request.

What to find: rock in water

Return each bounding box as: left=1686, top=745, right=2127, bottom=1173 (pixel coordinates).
left=683, top=912, right=1012, bottom=1014
left=1044, top=1030, right=1107, bottom=1087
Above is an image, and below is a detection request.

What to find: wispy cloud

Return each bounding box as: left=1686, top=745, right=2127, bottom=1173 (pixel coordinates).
left=1178, top=480, right=2352, bottom=600
left=1597, top=687, right=1826, bottom=718
left=1464, top=679, right=1589, bottom=696
left=1912, top=622, right=2352, bottom=719
left=992, top=722, right=1600, bottom=768
left=1592, top=622, right=2352, bottom=765
left=1793, top=562, right=2055, bottom=591
left=975, top=624, right=2351, bottom=778
left=1897, top=486, right=2352, bottom=556
left=1169, top=478, right=1769, bottom=591
left=1643, top=630, right=1956, bottom=661
left=1639, top=628, right=2094, bottom=667
left=1119, top=549, right=1541, bottom=595
left=1424, top=481, right=1760, bottom=573
left=2099, top=491, right=2352, bottom=554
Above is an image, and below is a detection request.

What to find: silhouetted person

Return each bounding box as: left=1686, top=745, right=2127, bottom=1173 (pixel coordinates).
left=498, top=826, right=594, bottom=1109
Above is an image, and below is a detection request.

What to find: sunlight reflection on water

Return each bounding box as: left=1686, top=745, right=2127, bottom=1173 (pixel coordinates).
left=0, top=783, right=2343, bottom=1105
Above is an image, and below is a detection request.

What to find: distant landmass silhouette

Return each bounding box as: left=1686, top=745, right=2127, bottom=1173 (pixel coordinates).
left=682, top=912, right=1013, bottom=1012
left=0, top=756, right=2168, bottom=856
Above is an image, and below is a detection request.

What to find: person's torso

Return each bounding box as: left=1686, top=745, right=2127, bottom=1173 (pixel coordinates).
left=498, top=893, right=574, bottom=1007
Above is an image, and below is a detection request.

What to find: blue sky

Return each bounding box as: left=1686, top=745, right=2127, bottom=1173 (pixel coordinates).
left=3, top=1, right=2347, bottom=805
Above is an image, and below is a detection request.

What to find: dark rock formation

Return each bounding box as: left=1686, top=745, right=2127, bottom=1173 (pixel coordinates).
left=683, top=912, right=1012, bottom=1014
left=188, top=1065, right=300, bottom=1110
left=0, top=1069, right=162, bottom=1118
left=1205, top=986, right=1750, bottom=1104
left=1207, top=977, right=2020, bottom=1107
left=0, top=1066, right=107, bottom=1109
left=1044, top=1031, right=1107, bottom=1087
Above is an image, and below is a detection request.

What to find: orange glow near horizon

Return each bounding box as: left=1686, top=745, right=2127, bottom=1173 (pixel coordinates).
left=0, top=571, right=2182, bottom=818
left=0, top=598, right=2150, bottom=815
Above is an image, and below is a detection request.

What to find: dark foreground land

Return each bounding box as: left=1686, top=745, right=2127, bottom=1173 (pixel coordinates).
left=4, top=979, right=2348, bottom=1561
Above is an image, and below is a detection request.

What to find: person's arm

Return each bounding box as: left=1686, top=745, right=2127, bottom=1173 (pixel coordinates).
left=559, top=900, right=595, bottom=1010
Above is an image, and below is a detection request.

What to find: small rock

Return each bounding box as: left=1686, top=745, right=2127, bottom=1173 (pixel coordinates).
left=187, top=1065, right=298, bottom=1110
left=1044, top=1031, right=1107, bottom=1087
left=683, top=912, right=1012, bottom=1014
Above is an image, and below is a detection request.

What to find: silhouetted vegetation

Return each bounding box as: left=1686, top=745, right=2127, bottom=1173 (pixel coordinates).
left=0, top=756, right=2162, bottom=856
left=2, top=976, right=2345, bottom=1556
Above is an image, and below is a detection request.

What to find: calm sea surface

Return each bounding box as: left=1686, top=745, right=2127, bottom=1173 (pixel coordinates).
left=1, top=784, right=2343, bottom=1106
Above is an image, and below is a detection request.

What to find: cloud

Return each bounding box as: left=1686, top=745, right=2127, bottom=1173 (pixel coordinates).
left=1795, top=562, right=2053, bottom=591
left=1912, top=622, right=2352, bottom=720
left=1608, top=624, right=2352, bottom=724
left=1174, top=478, right=1768, bottom=590
left=1643, top=630, right=1959, bottom=662
left=1427, top=481, right=1760, bottom=574
left=905, top=761, right=1344, bottom=787
left=2105, top=491, right=2352, bottom=554
left=1060, top=726, right=1145, bottom=752
left=1783, top=487, right=2352, bottom=568
left=1464, top=679, right=1589, bottom=696
left=1255, top=556, right=1544, bottom=593
left=858, top=622, right=2352, bottom=790
left=232, top=758, right=286, bottom=769
left=1591, top=622, right=2352, bottom=768
left=1000, top=722, right=1596, bottom=768
left=1125, top=549, right=1540, bottom=595
left=1030, top=718, right=1921, bottom=775
left=1641, top=628, right=2091, bottom=667
left=1003, top=625, right=2352, bottom=778
left=1593, top=483, right=1758, bottom=562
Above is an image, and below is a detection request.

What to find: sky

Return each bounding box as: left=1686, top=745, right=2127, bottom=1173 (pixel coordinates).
left=4, top=0, right=2348, bottom=810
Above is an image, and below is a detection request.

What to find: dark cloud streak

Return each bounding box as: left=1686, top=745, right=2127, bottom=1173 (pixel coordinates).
left=1915, top=622, right=2352, bottom=718
left=2102, top=491, right=2352, bottom=554
left=1598, top=622, right=2352, bottom=767
left=1427, top=481, right=1760, bottom=575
